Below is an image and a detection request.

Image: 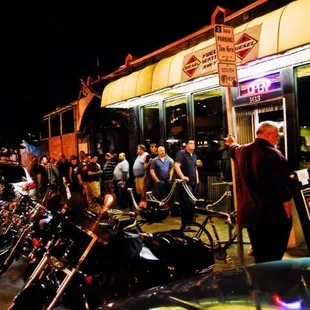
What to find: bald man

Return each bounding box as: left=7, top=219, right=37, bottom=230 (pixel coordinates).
left=113, top=152, right=130, bottom=209
left=225, top=121, right=292, bottom=263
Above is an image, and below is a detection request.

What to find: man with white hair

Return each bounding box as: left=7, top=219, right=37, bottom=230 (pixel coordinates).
left=225, top=121, right=292, bottom=264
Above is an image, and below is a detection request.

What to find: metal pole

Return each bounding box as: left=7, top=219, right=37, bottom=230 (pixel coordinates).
left=225, top=86, right=245, bottom=266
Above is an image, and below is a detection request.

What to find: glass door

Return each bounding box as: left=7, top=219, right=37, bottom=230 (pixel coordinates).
left=234, top=98, right=287, bottom=158
left=256, top=98, right=286, bottom=158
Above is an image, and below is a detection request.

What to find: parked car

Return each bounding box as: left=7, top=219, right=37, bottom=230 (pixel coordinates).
left=0, top=160, right=36, bottom=200
left=104, top=257, right=310, bottom=309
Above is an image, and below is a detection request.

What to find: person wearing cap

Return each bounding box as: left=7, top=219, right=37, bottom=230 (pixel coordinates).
left=101, top=152, right=116, bottom=195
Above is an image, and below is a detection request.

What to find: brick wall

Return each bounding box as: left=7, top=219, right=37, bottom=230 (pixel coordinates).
left=49, top=133, right=77, bottom=159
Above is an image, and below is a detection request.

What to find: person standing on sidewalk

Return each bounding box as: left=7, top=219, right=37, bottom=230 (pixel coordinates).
left=150, top=146, right=174, bottom=201
left=174, top=139, right=199, bottom=226
left=225, top=121, right=293, bottom=263
left=133, top=144, right=149, bottom=207
left=113, top=152, right=130, bottom=209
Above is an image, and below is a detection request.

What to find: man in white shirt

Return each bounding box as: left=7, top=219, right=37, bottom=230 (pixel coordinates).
left=132, top=145, right=149, bottom=206
left=113, top=152, right=130, bottom=209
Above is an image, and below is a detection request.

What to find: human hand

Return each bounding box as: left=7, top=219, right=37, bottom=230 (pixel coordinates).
left=224, top=135, right=236, bottom=146
left=182, top=176, right=189, bottom=182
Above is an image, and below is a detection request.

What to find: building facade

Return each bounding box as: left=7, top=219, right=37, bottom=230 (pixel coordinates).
left=41, top=0, right=310, bottom=244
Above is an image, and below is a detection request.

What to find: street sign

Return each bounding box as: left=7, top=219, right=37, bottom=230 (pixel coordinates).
left=218, top=62, right=238, bottom=87
left=214, top=24, right=236, bottom=62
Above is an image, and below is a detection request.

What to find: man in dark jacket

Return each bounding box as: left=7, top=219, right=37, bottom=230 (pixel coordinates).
left=225, top=121, right=292, bottom=263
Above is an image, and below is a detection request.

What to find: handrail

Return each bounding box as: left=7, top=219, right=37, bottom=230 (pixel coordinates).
left=128, top=178, right=183, bottom=212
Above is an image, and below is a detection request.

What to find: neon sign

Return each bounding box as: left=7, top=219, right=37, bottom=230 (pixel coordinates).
left=247, top=78, right=271, bottom=95
left=239, top=72, right=281, bottom=97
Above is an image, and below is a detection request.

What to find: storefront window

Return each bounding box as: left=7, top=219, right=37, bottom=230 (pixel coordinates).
left=50, top=115, right=60, bottom=137
left=61, top=109, right=74, bottom=135
left=40, top=119, right=49, bottom=139
left=296, top=65, right=310, bottom=168
left=165, top=97, right=187, bottom=158
left=193, top=89, right=224, bottom=174
left=142, top=103, right=160, bottom=146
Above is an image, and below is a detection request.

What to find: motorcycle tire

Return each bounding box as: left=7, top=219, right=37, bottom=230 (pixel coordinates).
left=10, top=282, right=56, bottom=310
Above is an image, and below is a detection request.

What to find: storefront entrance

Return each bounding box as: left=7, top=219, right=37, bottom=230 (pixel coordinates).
left=234, top=98, right=287, bottom=157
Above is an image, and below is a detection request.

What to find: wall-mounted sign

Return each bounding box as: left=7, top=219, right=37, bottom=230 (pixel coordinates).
left=239, top=72, right=281, bottom=97
left=181, top=24, right=262, bottom=81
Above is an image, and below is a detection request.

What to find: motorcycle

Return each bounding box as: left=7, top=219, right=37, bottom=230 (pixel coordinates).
left=10, top=194, right=215, bottom=310
left=0, top=190, right=43, bottom=275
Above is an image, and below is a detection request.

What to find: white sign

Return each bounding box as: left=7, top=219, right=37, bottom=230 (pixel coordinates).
left=181, top=24, right=261, bottom=82
left=214, top=24, right=236, bottom=62
left=218, top=62, right=238, bottom=87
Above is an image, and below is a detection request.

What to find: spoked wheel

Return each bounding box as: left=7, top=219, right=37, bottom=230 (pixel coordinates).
left=180, top=221, right=213, bottom=250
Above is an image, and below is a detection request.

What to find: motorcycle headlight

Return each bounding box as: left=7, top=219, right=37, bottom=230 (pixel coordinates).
left=48, top=255, right=65, bottom=270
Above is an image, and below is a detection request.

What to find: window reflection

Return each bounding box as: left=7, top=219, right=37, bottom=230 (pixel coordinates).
left=193, top=89, right=224, bottom=174
left=142, top=103, right=160, bottom=146
left=165, top=97, right=187, bottom=158
left=296, top=65, right=310, bottom=168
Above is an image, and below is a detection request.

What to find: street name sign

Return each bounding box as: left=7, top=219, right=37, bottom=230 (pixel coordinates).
left=214, top=24, right=236, bottom=62
left=218, top=62, right=238, bottom=87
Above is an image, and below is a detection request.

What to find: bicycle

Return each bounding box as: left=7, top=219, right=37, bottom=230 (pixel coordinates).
left=180, top=182, right=238, bottom=263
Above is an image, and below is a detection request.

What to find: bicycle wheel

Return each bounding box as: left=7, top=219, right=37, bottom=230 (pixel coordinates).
left=180, top=222, right=213, bottom=250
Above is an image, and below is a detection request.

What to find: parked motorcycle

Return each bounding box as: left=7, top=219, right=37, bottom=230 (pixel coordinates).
left=10, top=194, right=215, bottom=310
left=0, top=190, right=43, bottom=275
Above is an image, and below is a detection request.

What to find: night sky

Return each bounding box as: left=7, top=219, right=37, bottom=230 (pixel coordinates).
left=0, top=0, right=255, bottom=145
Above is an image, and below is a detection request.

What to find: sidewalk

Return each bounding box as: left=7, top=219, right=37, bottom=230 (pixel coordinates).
left=140, top=212, right=309, bottom=272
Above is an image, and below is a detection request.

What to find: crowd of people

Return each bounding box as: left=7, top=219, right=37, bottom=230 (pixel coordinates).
left=26, top=141, right=203, bottom=221
left=26, top=120, right=294, bottom=265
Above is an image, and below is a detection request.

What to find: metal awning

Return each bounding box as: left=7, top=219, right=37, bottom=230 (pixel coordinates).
left=101, top=0, right=310, bottom=108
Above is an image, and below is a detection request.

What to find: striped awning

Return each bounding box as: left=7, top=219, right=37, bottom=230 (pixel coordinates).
left=101, top=0, right=310, bottom=108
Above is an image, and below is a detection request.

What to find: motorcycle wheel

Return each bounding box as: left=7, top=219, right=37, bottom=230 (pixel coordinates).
left=10, top=282, right=55, bottom=310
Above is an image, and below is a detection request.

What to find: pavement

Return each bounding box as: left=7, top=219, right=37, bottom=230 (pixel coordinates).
left=0, top=212, right=308, bottom=309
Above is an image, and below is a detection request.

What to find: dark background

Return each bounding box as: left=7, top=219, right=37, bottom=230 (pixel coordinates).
left=0, top=0, right=256, bottom=146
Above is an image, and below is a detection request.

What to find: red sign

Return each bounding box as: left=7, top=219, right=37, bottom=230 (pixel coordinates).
left=235, top=33, right=258, bottom=60
left=182, top=55, right=201, bottom=77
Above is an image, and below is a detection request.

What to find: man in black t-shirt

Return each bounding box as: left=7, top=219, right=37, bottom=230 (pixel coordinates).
left=85, top=154, right=102, bottom=204
left=175, top=139, right=199, bottom=226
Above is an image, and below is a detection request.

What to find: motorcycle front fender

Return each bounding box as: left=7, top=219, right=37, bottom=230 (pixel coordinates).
left=10, top=281, right=56, bottom=310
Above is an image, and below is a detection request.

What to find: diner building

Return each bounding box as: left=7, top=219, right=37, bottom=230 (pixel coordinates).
left=41, top=0, right=310, bottom=244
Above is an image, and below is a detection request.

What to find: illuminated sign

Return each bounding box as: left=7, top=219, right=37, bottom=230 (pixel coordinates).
left=247, top=78, right=271, bottom=95
left=239, top=73, right=281, bottom=97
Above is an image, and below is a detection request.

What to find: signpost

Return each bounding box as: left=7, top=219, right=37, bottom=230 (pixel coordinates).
left=214, top=22, right=244, bottom=266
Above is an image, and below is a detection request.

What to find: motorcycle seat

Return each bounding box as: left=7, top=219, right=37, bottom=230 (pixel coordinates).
left=139, top=245, right=160, bottom=261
